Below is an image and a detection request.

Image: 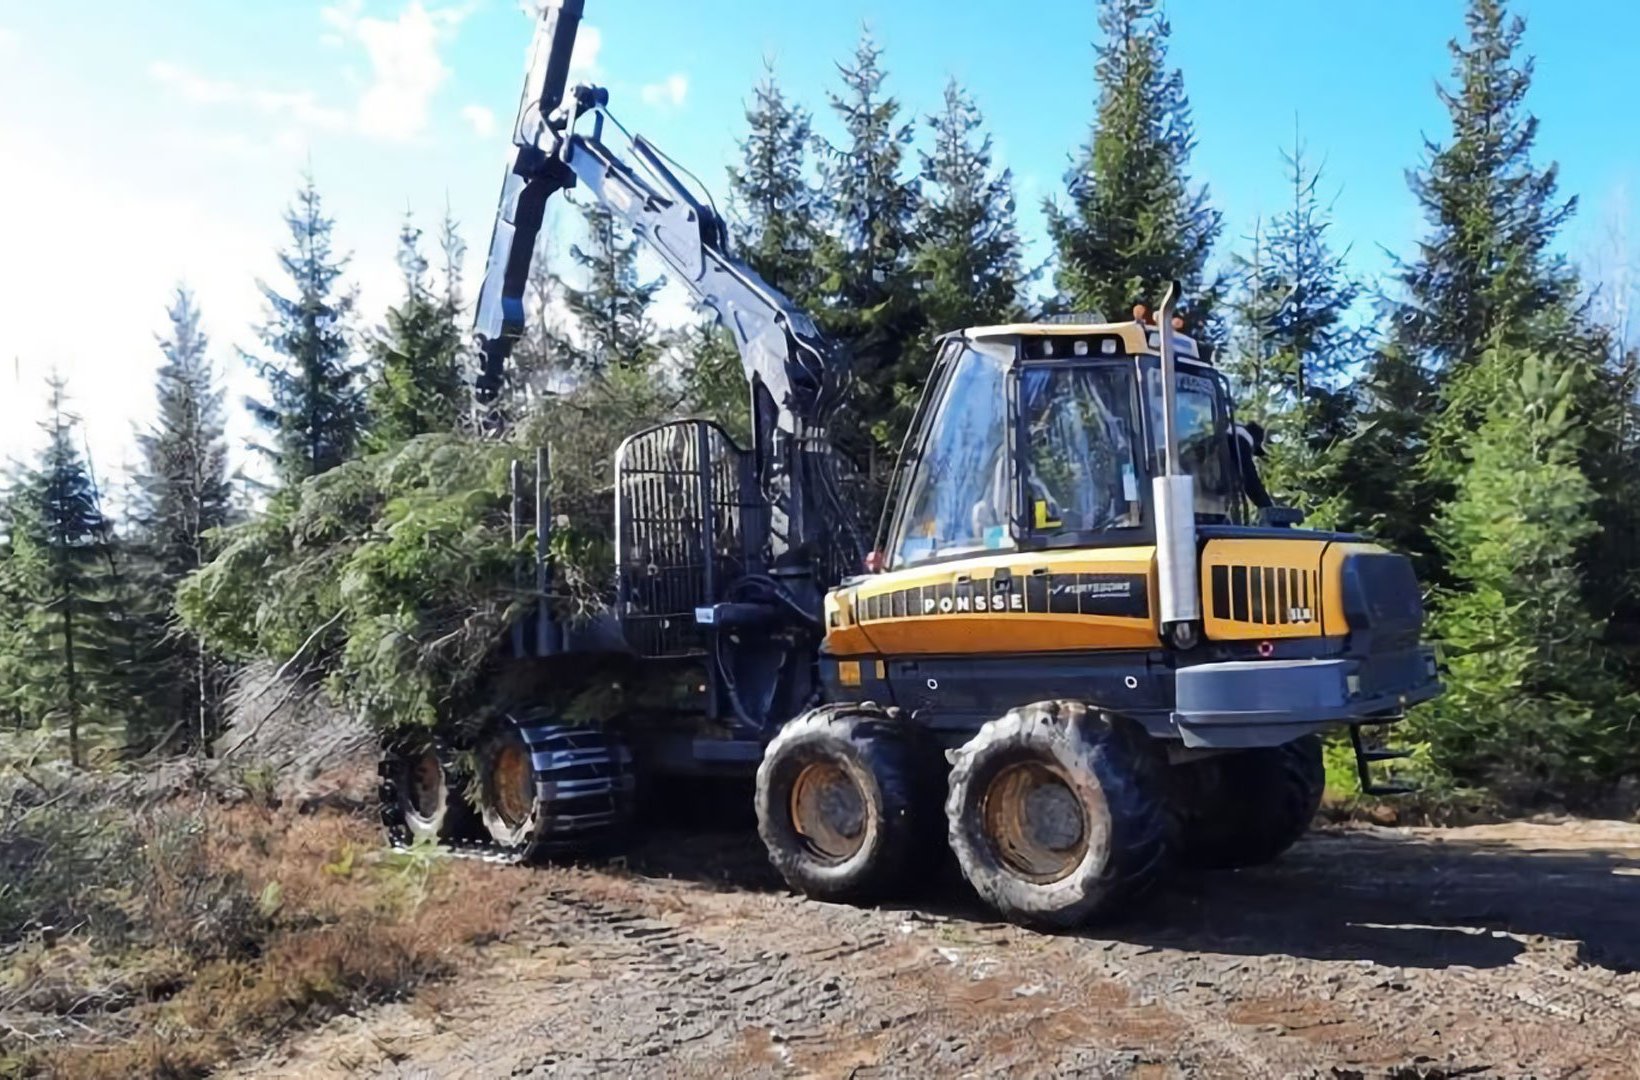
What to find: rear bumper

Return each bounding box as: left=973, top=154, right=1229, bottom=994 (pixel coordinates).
left=1171, top=648, right=1441, bottom=749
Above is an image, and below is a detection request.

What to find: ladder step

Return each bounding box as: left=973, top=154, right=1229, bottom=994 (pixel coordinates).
left=1363, top=781, right=1417, bottom=796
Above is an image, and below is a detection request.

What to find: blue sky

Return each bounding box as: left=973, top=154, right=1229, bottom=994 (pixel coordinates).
left=1, top=0, right=1635, bottom=487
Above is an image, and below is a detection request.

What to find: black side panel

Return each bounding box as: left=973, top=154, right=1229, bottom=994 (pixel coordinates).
left=884, top=651, right=1170, bottom=732
left=1340, top=552, right=1425, bottom=652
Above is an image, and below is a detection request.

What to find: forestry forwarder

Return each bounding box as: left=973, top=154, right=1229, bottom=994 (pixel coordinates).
left=377, top=0, right=1443, bottom=928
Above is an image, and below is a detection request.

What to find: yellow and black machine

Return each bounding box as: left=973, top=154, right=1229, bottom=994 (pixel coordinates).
left=377, top=0, right=1442, bottom=929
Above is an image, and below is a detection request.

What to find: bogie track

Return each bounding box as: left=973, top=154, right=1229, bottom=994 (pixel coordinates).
left=379, top=714, right=635, bottom=866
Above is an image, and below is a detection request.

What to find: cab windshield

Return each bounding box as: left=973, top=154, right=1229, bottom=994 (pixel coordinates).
left=1020, top=364, right=1144, bottom=538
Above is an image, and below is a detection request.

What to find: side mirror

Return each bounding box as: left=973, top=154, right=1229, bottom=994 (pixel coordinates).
left=1257, top=505, right=1306, bottom=529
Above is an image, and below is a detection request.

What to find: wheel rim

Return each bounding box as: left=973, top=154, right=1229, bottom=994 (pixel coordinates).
left=981, top=761, right=1089, bottom=883
left=406, top=750, right=444, bottom=820
left=789, top=760, right=867, bottom=862
left=490, top=740, right=535, bottom=829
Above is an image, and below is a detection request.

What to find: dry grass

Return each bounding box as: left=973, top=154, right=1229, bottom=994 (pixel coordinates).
left=1, top=793, right=531, bottom=1080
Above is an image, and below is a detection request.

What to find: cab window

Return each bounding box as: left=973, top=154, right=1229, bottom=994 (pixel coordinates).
left=1147, top=367, right=1235, bottom=521
left=1020, top=364, right=1144, bottom=537
left=890, top=343, right=1010, bottom=568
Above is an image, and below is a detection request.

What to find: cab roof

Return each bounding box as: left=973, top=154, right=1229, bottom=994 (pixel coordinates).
left=961, top=320, right=1202, bottom=362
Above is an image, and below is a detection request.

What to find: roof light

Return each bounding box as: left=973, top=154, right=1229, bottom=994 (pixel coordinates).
left=1073, top=340, right=1090, bottom=357
left=1042, top=340, right=1055, bottom=357
left=1101, top=339, right=1118, bottom=355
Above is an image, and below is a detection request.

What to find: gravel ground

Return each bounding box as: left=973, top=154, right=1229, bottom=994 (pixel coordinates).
left=231, top=814, right=1640, bottom=1079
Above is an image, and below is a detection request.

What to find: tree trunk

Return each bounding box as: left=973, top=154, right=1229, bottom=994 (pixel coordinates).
left=63, top=598, right=81, bottom=769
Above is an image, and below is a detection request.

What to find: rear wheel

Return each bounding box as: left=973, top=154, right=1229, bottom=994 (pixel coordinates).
left=478, top=723, right=541, bottom=850
left=1168, top=736, right=1325, bottom=870
left=474, top=715, right=635, bottom=862
left=755, top=707, right=925, bottom=904
left=379, top=733, right=473, bottom=847
left=946, top=701, right=1167, bottom=930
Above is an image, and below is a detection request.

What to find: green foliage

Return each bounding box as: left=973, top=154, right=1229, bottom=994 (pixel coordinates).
left=729, top=65, right=824, bottom=303
left=914, top=78, right=1027, bottom=337
left=813, top=31, right=929, bottom=471
left=5, top=379, right=124, bottom=768
left=181, top=436, right=520, bottom=730
left=1416, top=349, right=1638, bottom=798
left=675, top=322, right=751, bottom=444
left=1320, top=733, right=1450, bottom=805
left=552, top=203, right=665, bottom=375
left=1225, top=138, right=1362, bottom=527
left=182, top=365, right=682, bottom=733
left=127, top=286, right=235, bottom=752
left=244, top=174, right=368, bottom=486
left=1047, top=0, right=1222, bottom=333
left=1396, top=0, right=1577, bottom=380
left=366, top=215, right=467, bottom=447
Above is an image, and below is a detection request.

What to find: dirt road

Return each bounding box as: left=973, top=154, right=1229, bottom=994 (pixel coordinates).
left=236, top=817, right=1640, bottom=1079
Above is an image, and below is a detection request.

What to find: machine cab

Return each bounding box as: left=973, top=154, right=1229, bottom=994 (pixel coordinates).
left=881, top=319, right=1240, bottom=572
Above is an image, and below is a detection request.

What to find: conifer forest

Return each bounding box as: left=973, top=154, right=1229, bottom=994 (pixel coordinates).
left=2, top=2, right=1639, bottom=1076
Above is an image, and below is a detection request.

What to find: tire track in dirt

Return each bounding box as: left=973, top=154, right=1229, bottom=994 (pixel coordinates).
left=234, top=819, right=1640, bottom=1079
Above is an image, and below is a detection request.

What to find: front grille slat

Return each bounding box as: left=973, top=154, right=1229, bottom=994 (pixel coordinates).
left=1211, top=561, right=1322, bottom=630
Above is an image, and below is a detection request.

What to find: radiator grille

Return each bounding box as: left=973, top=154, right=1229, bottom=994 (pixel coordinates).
left=1209, top=564, right=1320, bottom=627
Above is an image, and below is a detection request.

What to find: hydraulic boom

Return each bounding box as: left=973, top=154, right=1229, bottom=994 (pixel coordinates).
left=472, top=0, right=860, bottom=582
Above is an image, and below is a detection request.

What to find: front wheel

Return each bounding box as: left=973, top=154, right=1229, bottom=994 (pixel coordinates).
left=946, top=701, right=1167, bottom=930
left=755, top=707, right=926, bottom=905
left=1168, top=736, right=1325, bottom=870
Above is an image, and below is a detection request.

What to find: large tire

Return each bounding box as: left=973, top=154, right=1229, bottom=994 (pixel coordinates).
left=755, top=707, right=926, bottom=905
left=1168, top=735, right=1325, bottom=870
left=474, top=714, right=635, bottom=862
left=378, top=732, right=474, bottom=848
left=946, top=701, right=1168, bottom=930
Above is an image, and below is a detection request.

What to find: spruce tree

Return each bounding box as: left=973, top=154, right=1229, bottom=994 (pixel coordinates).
left=1334, top=345, right=1441, bottom=568
left=1396, top=0, right=1576, bottom=379
left=554, top=202, right=664, bottom=374
left=1048, top=0, right=1222, bottom=331
left=914, top=78, right=1026, bottom=337
left=678, top=321, right=751, bottom=443
left=245, top=174, right=367, bottom=485
left=1226, top=137, right=1361, bottom=524
left=129, top=287, right=234, bottom=751
left=12, top=378, right=119, bottom=767
left=367, top=214, right=467, bottom=446
left=1418, top=349, right=1636, bottom=797
left=813, top=30, right=925, bottom=470
left=0, top=483, right=36, bottom=733
left=1359, top=0, right=1580, bottom=579
left=729, top=66, right=823, bottom=302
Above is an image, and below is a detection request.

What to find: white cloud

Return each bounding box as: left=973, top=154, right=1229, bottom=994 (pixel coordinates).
left=148, top=60, right=241, bottom=105
left=348, top=2, right=461, bottom=141
left=0, top=27, right=18, bottom=54
left=640, top=74, right=688, bottom=109
left=148, top=61, right=350, bottom=135
left=155, top=2, right=473, bottom=147
left=570, top=25, right=602, bottom=75
left=461, top=104, right=497, bottom=137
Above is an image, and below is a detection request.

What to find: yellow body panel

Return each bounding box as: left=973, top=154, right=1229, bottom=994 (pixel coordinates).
left=1200, top=537, right=1385, bottom=641
left=825, top=547, right=1159, bottom=657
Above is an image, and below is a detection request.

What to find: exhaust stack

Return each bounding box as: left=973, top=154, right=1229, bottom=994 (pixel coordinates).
left=1151, top=281, right=1200, bottom=648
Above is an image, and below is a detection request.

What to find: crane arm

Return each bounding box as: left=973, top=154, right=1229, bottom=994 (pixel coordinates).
left=470, top=0, right=860, bottom=574
left=472, top=4, right=848, bottom=437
